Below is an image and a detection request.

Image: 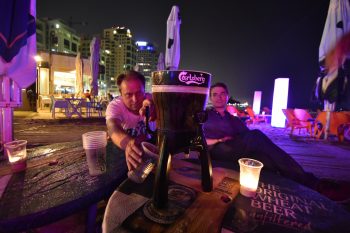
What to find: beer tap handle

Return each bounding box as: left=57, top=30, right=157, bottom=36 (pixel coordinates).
left=145, top=105, right=150, bottom=123
left=145, top=106, right=156, bottom=139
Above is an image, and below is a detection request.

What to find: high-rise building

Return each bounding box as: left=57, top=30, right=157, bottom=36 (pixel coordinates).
left=37, top=18, right=80, bottom=55
left=135, top=41, right=159, bottom=77
left=80, top=35, right=92, bottom=58
left=101, top=27, right=137, bottom=89
left=36, top=18, right=46, bottom=51
left=135, top=41, right=159, bottom=93
left=35, top=20, right=158, bottom=95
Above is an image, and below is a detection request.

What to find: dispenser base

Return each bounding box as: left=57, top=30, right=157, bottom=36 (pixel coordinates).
left=143, top=184, right=196, bottom=224
left=143, top=200, right=183, bottom=224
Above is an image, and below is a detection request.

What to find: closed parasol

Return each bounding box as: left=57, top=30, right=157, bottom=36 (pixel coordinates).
left=157, top=52, right=165, bottom=70
left=165, top=5, right=181, bottom=70
left=75, top=52, right=83, bottom=97
left=90, top=37, right=100, bottom=97
left=316, top=0, right=350, bottom=139
left=0, top=0, right=36, bottom=148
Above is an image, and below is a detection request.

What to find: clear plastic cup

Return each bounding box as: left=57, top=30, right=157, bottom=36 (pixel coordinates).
left=128, top=142, right=159, bottom=183
left=238, top=158, right=264, bottom=197
left=82, top=131, right=107, bottom=176
left=4, top=140, right=28, bottom=172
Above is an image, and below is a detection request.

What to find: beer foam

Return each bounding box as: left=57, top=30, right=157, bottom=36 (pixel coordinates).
left=152, top=85, right=209, bottom=95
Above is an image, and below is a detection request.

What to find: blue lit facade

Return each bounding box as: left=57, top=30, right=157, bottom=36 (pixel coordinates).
left=136, top=41, right=159, bottom=79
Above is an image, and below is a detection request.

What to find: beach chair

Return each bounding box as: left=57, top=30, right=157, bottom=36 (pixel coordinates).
left=293, top=108, right=314, bottom=135
left=226, top=105, right=240, bottom=116
left=282, top=109, right=311, bottom=135
left=245, top=106, right=266, bottom=124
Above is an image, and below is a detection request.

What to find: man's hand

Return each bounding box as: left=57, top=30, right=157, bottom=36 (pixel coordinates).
left=139, top=96, right=156, bottom=121
left=125, top=138, right=143, bottom=171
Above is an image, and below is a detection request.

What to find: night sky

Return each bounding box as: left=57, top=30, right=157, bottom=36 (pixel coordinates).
left=37, top=0, right=330, bottom=109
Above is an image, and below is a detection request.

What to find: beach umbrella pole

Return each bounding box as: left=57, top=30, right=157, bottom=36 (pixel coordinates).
left=323, top=100, right=335, bottom=140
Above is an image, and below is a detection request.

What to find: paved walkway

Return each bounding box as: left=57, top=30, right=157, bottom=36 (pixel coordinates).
left=13, top=111, right=106, bottom=148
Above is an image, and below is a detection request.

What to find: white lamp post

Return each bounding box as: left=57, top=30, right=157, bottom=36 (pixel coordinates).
left=271, top=78, right=289, bottom=128
left=252, top=91, right=262, bottom=115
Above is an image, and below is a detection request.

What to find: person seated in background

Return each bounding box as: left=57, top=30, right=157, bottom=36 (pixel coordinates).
left=262, top=106, right=271, bottom=115
left=84, top=89, right=92, bottom=101
left=105, top=71, right=155, bottom=171
left=203, top=82, right=350, bottom=203
left=107, top=92, right=114, bottom=102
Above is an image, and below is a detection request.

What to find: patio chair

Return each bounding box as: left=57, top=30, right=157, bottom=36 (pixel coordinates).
left=51, top=97, right=69, bottom=119
left=293, top=108, right=314, bottom=135
left=226, top=105, right=240, bottom=116
left=79, top=99, right=89, bottom=116
left=86, top=101, right=103, bottom=117
left=282, top=109, right=311, bottom=135
left=39, top=95, right=51, bottom=110
left=245, top=106, right=266, bottom=124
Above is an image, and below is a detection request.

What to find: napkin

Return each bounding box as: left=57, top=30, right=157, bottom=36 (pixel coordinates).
left=0, top=174, right=12, bottom=199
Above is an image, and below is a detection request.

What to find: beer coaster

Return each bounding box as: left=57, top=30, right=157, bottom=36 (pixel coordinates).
left=143, top=184, right=196, bottom=224
left=143, top=200, right=184, bottom=224
left=168, top=184, right=197, bottom=208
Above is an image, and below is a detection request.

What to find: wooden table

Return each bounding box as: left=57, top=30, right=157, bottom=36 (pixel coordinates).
left=0, top=141, right=128, bottom=233
left=102, top=159, right=350, bottom=233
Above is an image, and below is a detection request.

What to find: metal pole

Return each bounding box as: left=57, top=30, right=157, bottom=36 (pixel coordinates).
left=323, top=100, right=335, bottom=140
left=2, top=77, right=14, bottom=158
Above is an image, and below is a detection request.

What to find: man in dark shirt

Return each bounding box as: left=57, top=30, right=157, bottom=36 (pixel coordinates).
left=203, top=82, right=350, bottom=202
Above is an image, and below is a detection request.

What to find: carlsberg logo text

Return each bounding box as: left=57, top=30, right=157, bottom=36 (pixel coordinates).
left=178, top=72, right=205, bottom=85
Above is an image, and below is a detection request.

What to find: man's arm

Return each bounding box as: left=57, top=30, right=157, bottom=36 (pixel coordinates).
left=206, top=136, right=233, bottom=146
left=106, top=118, right=142, bottom=171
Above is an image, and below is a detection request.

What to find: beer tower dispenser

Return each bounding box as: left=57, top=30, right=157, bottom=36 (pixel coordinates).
left=144, top=70, right=213, bottom=223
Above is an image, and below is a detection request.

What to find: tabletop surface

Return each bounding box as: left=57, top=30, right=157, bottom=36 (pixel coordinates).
left=0, top=141, right=127, bottom=232
left=103, top=159, right=350, bottom=233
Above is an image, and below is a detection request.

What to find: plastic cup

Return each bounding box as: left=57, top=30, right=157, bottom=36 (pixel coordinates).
left=238, top=158, right=264, bottom=197
left=82, top=131, right=107, bottom=176
left=127, top=142, right=159, bottom=183
left=141, top=141, right=159, bottom=159
left=4, top=140, right=28, bottom=172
